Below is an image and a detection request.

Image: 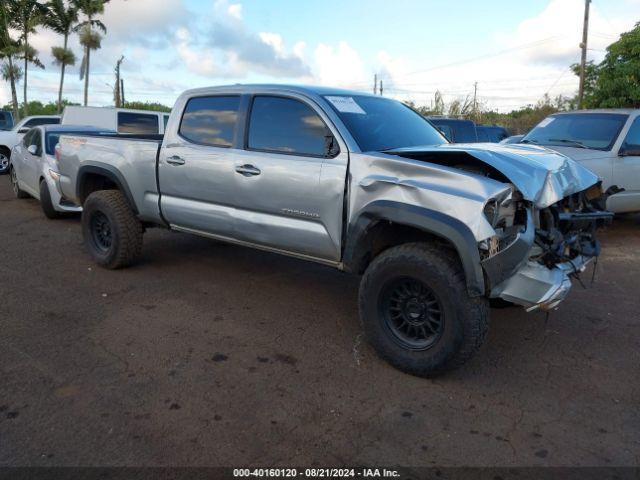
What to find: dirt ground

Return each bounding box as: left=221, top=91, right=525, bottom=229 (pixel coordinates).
left=0, top=176, right=638, bottom=467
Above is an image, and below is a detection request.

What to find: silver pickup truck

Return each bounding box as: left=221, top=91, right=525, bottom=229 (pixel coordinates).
left=54, top=85, right=611, bottom=377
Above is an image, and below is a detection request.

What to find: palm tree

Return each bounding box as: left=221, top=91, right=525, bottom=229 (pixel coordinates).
left=0, top=3, right=21, bottom=120
left=46, top=0, right=79, bottom=114
left=8, top=0, right=49, bottom=116
left=75, top=0, right=109, bottom=106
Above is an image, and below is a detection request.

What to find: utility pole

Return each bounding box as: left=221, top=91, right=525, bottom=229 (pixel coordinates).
left=473, top=81, right=478, bottom=121
left=114, top=56, right=124, bottom=107
left=379, top=80, right=383, bottom=96
left=578, top=0, right=591, bottom=109
left=120, top=78, right=125, bottom=106
left=373, top=73, right=378, bottom=95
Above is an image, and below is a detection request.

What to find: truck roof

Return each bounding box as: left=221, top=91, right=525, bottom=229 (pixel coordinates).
left=180, top=84, right=377, bottom=99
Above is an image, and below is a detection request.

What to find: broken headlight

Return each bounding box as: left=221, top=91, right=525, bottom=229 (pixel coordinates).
left=483, top=199, right=499, bottom=227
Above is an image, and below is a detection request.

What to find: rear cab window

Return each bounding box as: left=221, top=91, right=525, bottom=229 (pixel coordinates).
left=23, top=117, right=60, bottom=128
left=247, top=96, right=330, bottom=157
left=179, top=96, right=241, bottom=147
left=117, top=112, right=160, bottom=134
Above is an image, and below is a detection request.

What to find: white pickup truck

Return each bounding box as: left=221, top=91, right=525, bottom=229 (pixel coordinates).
left=522, top=109, right=640, bottom=213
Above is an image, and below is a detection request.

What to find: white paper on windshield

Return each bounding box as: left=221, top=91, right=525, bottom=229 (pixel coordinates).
left=537, top=117, right=555, bottom=128
left=326, top=96, right=366, bottom=114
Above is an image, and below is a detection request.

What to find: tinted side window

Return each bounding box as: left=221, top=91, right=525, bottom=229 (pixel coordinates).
left=163, top=115, right=170, bottom=129
left=23, top=129, right=36, bottom=146
left=118, top=112, right=160, bottom=134
left=24, top=117, right=60, bottom=128
left=179, top=96, right=240, bottom=147
left=33, top=130, right=42, bottom=154
left=622, top=117, right=640, bottom=150
left=248, top=96, right=328, bottom=156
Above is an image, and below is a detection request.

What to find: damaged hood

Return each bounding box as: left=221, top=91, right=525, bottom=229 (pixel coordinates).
left=384, top=143, right=599, bottom=208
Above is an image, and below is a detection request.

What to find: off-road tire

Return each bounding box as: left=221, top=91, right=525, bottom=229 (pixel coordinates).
left=82, top=190, right=143, bottom=269
left=39, top=180, right=61, bottom=219
left=10, top=166, right=29, bottom=199
left=359, top=243, right=489, bottom=377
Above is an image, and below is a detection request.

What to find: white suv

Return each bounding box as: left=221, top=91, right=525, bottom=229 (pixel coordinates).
left=0, top=115, right=60, bottom=174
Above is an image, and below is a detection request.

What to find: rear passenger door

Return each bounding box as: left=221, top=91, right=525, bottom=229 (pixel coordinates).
left=18, top=129, right=41, bottom=194
left=232, top=94, right=348, bottom=262
left=158, top=95, right=242, bottom=237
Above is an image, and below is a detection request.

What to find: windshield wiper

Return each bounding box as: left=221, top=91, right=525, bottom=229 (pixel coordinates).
left=520, top=139, right=538, bottom=144
left=547, top=138, right=589, bottom=149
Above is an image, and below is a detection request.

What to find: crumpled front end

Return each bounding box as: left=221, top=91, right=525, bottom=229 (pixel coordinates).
left=481, top=183, right=612, bottom=311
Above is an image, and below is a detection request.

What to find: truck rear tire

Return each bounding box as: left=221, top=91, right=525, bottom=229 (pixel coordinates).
left=82, top=190, right=143, bottom=269
left=358, top=243, right=489, bottom=377
left=39, top=180, right=61, bottom=219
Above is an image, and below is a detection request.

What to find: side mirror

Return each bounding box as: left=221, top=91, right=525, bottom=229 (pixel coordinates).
left=18, top=127, right=30, bottom=134
left=324, top=134, right=340, bottom=158
left=619, top=145, right=640, bottom=157
left=27, top=144, right=38, bottom=155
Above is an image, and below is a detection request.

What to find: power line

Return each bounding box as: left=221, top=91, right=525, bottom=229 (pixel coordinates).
left=346, top=36, right=564, bottom=87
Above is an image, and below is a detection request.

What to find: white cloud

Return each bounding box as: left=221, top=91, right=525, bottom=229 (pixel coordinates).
left=174, top=0, right=310, bottom=79
left=293, top=41, right=306, bottom=60
left=227, top=4, right=243, bottom=20
left=498, top=0, right=635, bottom=66
left=313, top=41, right=367, bottom=87
left=259, top=33, right=285, bottom=55
left=175, top=28, right=219, bottom=77
left=0, top=88, right=9, bottom=107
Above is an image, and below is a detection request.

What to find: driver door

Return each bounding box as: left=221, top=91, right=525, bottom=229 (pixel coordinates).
left=21, top=129, right=42, bottom=195
left=612, top=116, right=640, bottom=212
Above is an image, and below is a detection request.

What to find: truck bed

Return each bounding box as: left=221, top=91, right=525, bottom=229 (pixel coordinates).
left=56, top=133, right=164, bottom=224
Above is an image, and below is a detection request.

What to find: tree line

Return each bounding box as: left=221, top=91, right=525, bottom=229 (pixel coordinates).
left=0, top=0, right=110, bottom=121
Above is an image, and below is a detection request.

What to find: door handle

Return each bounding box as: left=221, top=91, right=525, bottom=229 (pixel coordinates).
left=166, top=155, right=185, bottom=166
left=235, top=164, right=261, bottom=176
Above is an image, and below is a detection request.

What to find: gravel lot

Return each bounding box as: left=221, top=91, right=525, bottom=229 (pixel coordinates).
left=0, top=176, right=638, bottom=467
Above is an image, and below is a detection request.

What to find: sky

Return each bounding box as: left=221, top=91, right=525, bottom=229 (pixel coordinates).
left=2, top=0, right=639, bottom=112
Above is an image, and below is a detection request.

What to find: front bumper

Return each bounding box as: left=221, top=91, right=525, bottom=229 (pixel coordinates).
left=491, top=254, right=593, bottom=311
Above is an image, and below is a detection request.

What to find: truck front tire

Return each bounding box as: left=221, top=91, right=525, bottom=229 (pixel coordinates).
left=359, top=243, right=489, bottom=377
left=82, top=190, right=143, bottom=269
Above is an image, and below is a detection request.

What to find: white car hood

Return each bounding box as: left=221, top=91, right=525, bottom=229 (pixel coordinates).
left=537, top=145, right=613, bottom=162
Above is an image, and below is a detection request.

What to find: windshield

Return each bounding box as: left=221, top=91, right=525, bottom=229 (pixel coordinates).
left=523, top=113, right=628, bottom=151
left=323, top=95, right=446, bottom=151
